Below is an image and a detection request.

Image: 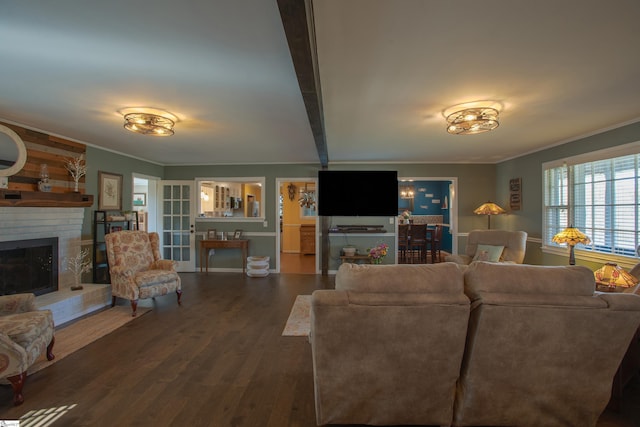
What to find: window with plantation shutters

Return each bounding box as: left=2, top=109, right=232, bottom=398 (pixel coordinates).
left=543, top=142, right=640, bottom=262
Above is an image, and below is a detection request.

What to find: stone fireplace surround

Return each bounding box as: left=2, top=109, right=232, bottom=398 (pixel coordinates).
left=0, top=207, right=110, bottom=325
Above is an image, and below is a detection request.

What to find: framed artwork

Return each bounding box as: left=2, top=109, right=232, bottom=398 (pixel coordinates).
left=207, top=229, right=217, bottom=239
left=233, top=229, right=243, bottom=239
left=133, top=193, right=146, bottom=206
left=98, top=171, right=123, bottom=211
left=510, top=177, right=522, bottom=211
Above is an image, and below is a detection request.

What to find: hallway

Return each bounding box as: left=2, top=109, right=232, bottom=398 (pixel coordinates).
left=280, top=253, right=316, bottom=274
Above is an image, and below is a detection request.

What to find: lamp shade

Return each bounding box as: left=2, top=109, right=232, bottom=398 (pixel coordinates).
left=473, top=202, right=506, bottom=216
left=552, top=226, right=591, bottom=246
left=594, top=263, right=639, bottom=291
left=552, top=226, right=590, bottom=265
left=473, top=201, right=505, bottom=229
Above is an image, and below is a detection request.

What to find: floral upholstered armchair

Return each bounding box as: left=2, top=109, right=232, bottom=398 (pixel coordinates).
left=105, top=231, right=182, bottom=316
left=0, top=293, right=55, bottom=405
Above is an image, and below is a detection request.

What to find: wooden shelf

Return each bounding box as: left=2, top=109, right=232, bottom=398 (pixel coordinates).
left=93, top=210, right=138, bottom=283
left=340, top=255, right=371, bottom=264
left=0, top=190, right=94, bottom=207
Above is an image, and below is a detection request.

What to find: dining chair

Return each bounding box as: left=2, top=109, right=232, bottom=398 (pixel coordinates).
left=408, top=224, right=428, bottom=263
left=432, top=224, right=443, bottom=263
left=398, top=224, right=409, bottom=262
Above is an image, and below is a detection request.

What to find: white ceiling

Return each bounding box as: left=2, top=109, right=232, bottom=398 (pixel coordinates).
left=1, top=0, right=639, bottom=166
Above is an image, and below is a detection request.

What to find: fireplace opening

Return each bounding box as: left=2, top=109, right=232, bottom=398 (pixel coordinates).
left=0, top=237, right=58, bottom=296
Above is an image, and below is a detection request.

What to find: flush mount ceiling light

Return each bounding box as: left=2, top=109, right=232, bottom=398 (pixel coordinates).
left=124, top=112, right=175, bottom=136
left=446, top=107, right=499, bottom=135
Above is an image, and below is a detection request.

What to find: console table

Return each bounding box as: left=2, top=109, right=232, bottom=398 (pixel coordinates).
left=199, top=239, right=249, bottom=274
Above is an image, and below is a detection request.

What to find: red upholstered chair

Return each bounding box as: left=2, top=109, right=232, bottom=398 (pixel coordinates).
left=105, top=231, right=182, bottom=316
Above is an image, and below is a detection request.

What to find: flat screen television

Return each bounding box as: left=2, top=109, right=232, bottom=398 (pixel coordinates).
left=317, top=170, right=398, bottom=216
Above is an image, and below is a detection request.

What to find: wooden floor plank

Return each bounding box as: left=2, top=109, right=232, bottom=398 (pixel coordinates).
left=0, top=271, right=638, bottom=426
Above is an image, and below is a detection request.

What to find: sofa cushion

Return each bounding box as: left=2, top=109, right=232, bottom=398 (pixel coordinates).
left=454, top=262, right=640, bottom=427
left=464, top=262, right=596, bottom=299
left=335, top=262, right=464, bottom=293
left=311, top=288, right=470, bottom=425
left=472, top=244, right=504, bottom=262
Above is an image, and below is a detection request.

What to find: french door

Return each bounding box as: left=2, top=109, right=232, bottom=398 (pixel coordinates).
left=159, top=180, right=195, bottom=271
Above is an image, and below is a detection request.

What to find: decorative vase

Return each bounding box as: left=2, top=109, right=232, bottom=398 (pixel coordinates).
left=73, top=180, right=79, bottom=192
left=38, top=179, right=52, bottom=192
left=372, top=258, right=383, bottom=264
left=71, top=273, right=83, bottom=291
left=343, top=246, right=356, bottom=257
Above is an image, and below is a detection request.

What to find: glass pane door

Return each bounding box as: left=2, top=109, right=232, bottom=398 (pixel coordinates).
left=159, top=181, right=195, bottom=271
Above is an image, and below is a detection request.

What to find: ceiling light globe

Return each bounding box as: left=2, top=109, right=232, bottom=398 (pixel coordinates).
left=445, top=106, right=500, bottom=135
left=124, top=112, right=175, bottom=137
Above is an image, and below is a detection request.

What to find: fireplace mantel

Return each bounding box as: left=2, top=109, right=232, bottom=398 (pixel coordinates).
left=0, top=190, right=93, bottom=207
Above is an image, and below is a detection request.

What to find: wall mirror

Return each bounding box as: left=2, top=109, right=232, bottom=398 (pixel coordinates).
left=0, top=124, right=27, bottom=177
left=197, top=177, right=265, bottom=220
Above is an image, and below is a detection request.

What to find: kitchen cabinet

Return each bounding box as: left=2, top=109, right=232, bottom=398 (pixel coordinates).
left=300, top=224, right=316, bottom=255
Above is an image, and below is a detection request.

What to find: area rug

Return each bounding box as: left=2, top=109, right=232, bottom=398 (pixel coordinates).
left=282, top=295, right=311, bottom=337
left=28, top=306, right=150, bottom=375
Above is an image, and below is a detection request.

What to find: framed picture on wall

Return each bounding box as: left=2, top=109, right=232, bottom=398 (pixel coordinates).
left=233, top=229, right=243, bottom=239
left=98, top=171, right=123, bottom=211
left=510, top=178, right=522, bottom=210
left=133, top=193, right=146, bottom=206
left=207, top=229, right=217, bottom=239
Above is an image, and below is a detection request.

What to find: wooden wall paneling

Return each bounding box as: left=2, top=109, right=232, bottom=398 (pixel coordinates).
left=0, top=121, right=86, bottom=193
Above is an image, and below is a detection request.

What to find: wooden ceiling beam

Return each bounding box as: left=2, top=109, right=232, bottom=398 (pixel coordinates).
left=277, top=0, right=328, bottom=168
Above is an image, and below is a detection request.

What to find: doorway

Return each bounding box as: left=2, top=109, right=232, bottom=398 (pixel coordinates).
left=132, top=174, right=159, bottom=233
left=276, top=178, right=318, bottom=274
left=397, top=177, right=458, bottom=263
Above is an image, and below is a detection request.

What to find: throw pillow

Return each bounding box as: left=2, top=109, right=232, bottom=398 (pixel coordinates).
left=473, top=244, right=505, bottom=263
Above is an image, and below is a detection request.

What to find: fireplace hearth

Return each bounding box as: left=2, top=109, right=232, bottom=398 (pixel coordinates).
left=0, top=207, right=111, bottom=324
left=0, top=237, right=58, bottom=296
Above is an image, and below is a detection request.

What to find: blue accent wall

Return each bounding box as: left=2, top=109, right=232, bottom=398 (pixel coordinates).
left=398, top=180, right=452, bottom=252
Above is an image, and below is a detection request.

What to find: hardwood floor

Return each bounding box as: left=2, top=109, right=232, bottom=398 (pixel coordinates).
left=280, top=253, right=316, bottom=274
left=0, top=272, right=638, bottom=427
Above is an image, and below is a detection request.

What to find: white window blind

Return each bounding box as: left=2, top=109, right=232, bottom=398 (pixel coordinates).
left=543, top=142, right=640, bottom=261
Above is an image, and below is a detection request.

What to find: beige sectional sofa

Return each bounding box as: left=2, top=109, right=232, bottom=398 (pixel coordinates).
left=310, top=261, right=640, bottom=426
